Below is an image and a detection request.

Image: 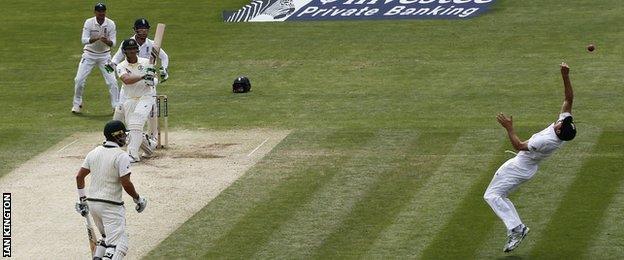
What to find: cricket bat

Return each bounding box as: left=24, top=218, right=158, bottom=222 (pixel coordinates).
left=150, top=23, right=166, bottom=66
left=151, top=23, right=166, bottom=147
left=83, top=214, right=97, bottom=256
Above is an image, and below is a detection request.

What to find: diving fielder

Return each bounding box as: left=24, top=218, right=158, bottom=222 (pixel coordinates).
left=72, top=3, right=119, bottom=114
left=75, top=120, right=147, bottom=259
left=110, top=18, right=169, bottom=146
left=113, top=38, right=157, bottom=162
left=484, top=62, right=577, bottom=252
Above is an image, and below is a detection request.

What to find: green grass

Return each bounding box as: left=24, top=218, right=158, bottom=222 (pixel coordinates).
left=1, top=0, right=623, bottom=259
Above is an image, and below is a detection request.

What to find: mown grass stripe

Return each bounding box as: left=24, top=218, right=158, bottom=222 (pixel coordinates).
left=366, top=129, right=503, bottom=258
left=528, top=131, right=624, bottom=258
left=418, top=134, right=517, bottom=259
left=253, top=130, right=421, bottom=259
left=585, top=165, right=624, bottom=259
left=474, top=125, right=602, bottom=258
left=145, top=130, right=342, bottom=258
left=312, top=131, right=461, bottom=259
left=200, top=130, right=382, bottom=259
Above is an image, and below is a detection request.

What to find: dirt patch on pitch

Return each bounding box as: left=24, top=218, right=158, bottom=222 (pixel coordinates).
left=0, top=129, right=290, bottom=259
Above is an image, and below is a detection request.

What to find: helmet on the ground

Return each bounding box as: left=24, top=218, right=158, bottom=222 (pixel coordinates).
left=134, top=18, right=150, bottom=29
left=104, top=120, right=128, bottom=146
left=232, top=76, right=251, bottom=93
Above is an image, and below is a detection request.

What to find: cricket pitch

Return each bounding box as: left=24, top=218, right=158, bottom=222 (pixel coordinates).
left=0, top=129, right=290, bottom=259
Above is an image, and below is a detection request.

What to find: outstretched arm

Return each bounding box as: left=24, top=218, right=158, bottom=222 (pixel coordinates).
left=560, top=62, right=573, bottom=113
left=496, top=113, right=529, bottom=151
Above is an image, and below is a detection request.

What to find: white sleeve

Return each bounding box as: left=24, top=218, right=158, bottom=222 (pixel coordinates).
left=81, top=20, right=91, bottom=45
left=81, top=151, right=92, bottom=169
left=109, top=21, right=117, bottom=47
left=117, top=153, right=131, bottom=177
left=159, top=48, right=169, bottom=68
left=527, top=136, right=544, bottom=152
left=112, top=45, right=124, bottom=65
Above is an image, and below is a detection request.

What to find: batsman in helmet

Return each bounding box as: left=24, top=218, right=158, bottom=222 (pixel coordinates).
left=110, top=18, right=170, bottom=147
left=75, top=120, right=147, bottom=259
left=113, top=38, right=158, bottom=162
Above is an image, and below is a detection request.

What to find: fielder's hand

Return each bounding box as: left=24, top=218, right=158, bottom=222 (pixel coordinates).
left=496, top=112, right=514, bottom=130
left=75, top=196, right=89, bottom=217
left=159, top=67, right=168, bottom=82
left=134, top=197, right=147, bottom=213
left=560, top=62, right=570, bottom=76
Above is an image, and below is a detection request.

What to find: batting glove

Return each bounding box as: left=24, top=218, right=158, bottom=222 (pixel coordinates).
left=159, top=67, right=168, bottom=82
left=75, top=196, right=89, bottom=217
left=134, top=197, right=147, bottom=213
left=104, top=62, right=116, bottom=73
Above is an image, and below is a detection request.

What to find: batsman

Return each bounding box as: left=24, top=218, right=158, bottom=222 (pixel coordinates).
left=113, top=38, right=157, bottom=162
left=75, top=120, right=147, bottom=259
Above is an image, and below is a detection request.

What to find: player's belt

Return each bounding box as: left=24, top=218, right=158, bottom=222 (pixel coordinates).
left=84, top=49, right=111, bottom=54
left=86, top=198, right=124, bottom=206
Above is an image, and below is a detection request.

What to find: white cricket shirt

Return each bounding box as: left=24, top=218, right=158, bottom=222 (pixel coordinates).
left=82, top=141, right=131, bottom=203
left=116, top=57, right=155, bottom=98
left=81, top=17, right=117, bottom=54
left=513, top=112, right=571, bottom=170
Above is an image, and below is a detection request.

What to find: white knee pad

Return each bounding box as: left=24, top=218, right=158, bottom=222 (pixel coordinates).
left=102, top=245, right=116, bottom=260
left=94, top=239, right=107, bottom=259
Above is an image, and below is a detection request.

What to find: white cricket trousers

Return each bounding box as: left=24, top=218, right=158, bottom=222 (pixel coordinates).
left=73, top=52, right=119, bottom=109
left=88, top=201, right=129, bottom=258
left=114, top=95, right=155, bottom=159
left=484, top=159, right=536, bottom=231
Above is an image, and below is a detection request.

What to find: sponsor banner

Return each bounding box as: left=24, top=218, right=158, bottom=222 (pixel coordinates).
left=223, top=0, right=496, bottom=22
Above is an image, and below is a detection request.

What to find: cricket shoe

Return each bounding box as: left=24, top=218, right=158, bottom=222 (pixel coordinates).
left=504, top=224, right=530, bottom=253
left=71, top=104, right=82, bottom=114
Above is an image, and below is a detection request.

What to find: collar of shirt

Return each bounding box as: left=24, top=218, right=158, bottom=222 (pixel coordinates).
left=93, top=17, right=110, bottom=27
left=103, top=141, right=120, bottom=148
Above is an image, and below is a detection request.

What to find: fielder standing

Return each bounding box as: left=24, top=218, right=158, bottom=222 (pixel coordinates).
left=484, top=62, right=577, bottom=252
left=110, top=18, right=169, bottom=146
left=72, top=3, right=119, bottom=114
left=113, top=38, right=157, bottom=162
left=75, top=120, right=147, bottom=259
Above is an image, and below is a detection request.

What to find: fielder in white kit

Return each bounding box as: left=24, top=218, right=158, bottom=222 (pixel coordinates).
left=110, top=18, right=169, bottom=145
left=114, top=38, right=157, bottom=162
left=72, top=3, right=119, bottom=113
left=75, top=120, right=147, bottom=259
left=484, top=62, right=577, bottom=253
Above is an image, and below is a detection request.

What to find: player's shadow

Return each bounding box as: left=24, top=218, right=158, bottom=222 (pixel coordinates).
left=497, top=256, right=524, bottom=260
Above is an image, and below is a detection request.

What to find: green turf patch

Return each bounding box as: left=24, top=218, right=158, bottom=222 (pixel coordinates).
left=529, top=131, right=624, bottom=258
left=312, top=132, right=460, bottom=258
left=418, top=142, right=513, bottom=259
